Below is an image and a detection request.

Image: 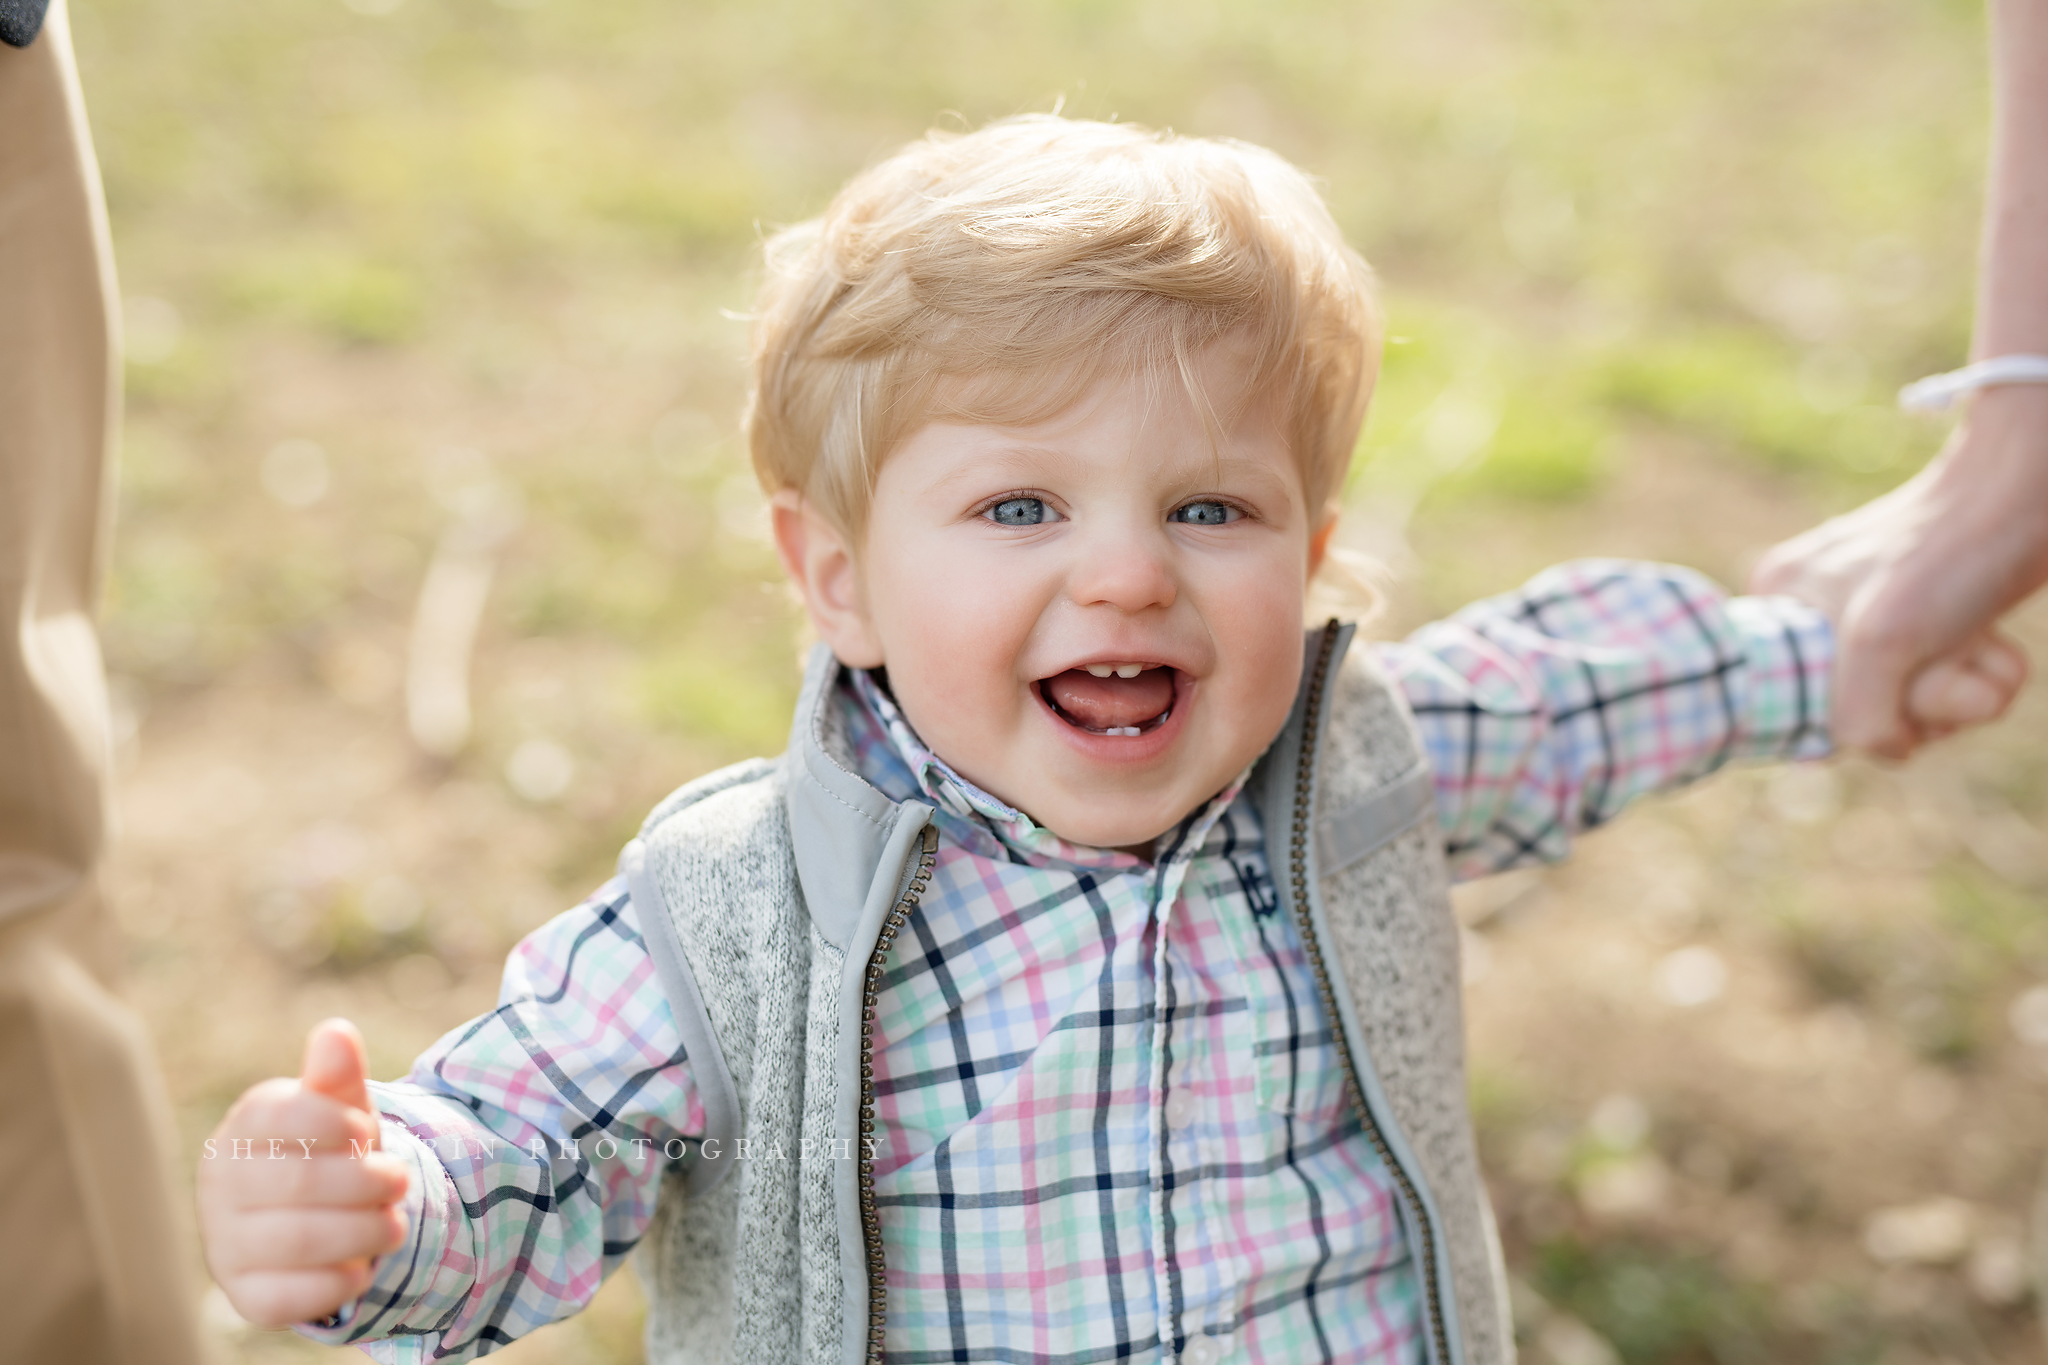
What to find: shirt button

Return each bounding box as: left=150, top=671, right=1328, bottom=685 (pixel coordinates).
left=1183, top=1337, right=1220, bottom=1365
left=1165, top=1089, right=1198, bottom=1130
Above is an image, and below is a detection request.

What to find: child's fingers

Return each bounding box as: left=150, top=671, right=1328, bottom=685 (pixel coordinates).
left=300, top=1018, right=378, bottom=1136
left=222, top=1152, right=411, bottom=1211
left=215, top=1080, right=381, bottom=1154
left=218, top=1263, right=377, bottom=1331
left=211, top=1204, right=408, bottom=1276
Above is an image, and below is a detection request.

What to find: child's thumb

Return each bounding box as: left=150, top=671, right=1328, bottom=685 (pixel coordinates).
left=301, top=1017, right=377, bottom=1127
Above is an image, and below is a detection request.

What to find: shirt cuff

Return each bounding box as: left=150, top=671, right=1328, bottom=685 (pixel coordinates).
left=1726, top=594, right=1834, bottom=759
left=291, top=1108, right=470, bottom=1356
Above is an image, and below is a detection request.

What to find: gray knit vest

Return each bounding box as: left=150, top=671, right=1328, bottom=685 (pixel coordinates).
left=620, top=628, right=1513, bottom=1365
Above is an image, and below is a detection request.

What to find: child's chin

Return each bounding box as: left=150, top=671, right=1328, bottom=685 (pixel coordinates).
left=1026, top=776, right=1213, bottom=851
left=1036, top=806, right=1175, bottom=855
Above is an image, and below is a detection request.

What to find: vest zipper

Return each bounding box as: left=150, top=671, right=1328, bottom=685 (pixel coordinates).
left=1289, top=621, right=1454, bottom=1365
left=858, top=822, right=940, bottom=1365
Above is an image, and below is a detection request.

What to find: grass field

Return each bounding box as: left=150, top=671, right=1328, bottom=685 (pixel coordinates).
left=67, top=0, right=2048, bottom=1359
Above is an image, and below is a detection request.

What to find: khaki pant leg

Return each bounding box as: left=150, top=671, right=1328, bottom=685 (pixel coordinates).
left=0, top=6, right=205, bottom=1362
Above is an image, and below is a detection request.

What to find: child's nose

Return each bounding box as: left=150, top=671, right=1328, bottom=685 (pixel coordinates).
left=1067, top=530, right=1178, bottom=613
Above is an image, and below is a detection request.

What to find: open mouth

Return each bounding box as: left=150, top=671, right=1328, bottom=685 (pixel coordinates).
left=1039, top=663, right=1178, bottom=737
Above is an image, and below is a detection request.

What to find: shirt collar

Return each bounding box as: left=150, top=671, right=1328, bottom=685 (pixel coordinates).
left=839, top=666, right=1247, bottom=875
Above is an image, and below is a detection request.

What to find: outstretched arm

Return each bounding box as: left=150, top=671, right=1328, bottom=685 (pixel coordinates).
left=1376, top=560, right=1833, bottom=882
left=201, top=879, right=701, bottom=1363
left=1751, top=0, right=2048, bottom=755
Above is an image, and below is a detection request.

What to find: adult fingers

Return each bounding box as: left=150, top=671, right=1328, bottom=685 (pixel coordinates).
left=1748, top=532, right=1827, bottom=602
left=1907, top=660, right=2009, bottom=732
left=1906, top=631, right=2030, bottom=733
left=1977, top=629, right=2030, bottom=692
left=1829, top=615, right=1921, bottom=759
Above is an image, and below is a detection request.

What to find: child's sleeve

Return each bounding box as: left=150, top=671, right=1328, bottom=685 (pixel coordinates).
left=1371, top=558, right=1833, bottom=883
left=294, top=877, right=704, bottom=1363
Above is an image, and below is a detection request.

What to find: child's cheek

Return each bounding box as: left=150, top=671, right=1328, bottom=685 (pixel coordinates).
left=1197, top=547, right=1313, bottom=756
left=1216, top=549, right=1312, bottom=667
left=867, top=540, right=1046, bottom=756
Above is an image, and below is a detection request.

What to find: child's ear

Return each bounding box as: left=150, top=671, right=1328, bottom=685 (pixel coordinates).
left=1307, top=510, right=1340, bottom=577
left=770, top=491, right=885, bottom=668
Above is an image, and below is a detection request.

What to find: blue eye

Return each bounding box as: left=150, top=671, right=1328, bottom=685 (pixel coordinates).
left=1171, top=501, right=1240, bottom=526
left=988, top=497, right=1057, bottom=526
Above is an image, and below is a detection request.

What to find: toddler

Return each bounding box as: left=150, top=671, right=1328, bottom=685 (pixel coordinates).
left=197, top=116, right=2017, bottom=1365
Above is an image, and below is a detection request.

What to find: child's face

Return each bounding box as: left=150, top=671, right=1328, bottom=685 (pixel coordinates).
left=775, top=345, right=1331, bottom=851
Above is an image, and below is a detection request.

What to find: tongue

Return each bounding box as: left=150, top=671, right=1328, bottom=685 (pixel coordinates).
left=1044, top=669, right=1174, bottom=731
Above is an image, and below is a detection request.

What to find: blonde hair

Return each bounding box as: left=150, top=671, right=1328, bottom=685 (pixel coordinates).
left=745, top=114, right=1381, bottom=542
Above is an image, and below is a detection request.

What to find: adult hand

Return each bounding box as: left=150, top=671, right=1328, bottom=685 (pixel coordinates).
left=1750, top=385, right=2048, bottom=757
left=197, top=1018, right=410, bottom=1328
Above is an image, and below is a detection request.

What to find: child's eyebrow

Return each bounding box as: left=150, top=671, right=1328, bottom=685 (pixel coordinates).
left=924, top=442, right=1090, bottom=496
left=926, top=441, right=1293, bottom=495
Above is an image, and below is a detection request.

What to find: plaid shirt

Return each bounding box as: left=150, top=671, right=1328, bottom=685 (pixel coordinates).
left=307, top=561, right=1830, bottom=1364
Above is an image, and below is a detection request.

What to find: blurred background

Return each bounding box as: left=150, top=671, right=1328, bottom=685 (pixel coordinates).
left=72, top=0, right=2048, bottom=1359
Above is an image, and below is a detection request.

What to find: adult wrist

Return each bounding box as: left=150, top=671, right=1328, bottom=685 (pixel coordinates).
left=1944, top=385, right=2048, bottom=493
left=1898, top=355, right=2048, bottom=412
left=1923, top=388, right=2048, bottom=594
left=1960, top=379, right=2048, bottom=439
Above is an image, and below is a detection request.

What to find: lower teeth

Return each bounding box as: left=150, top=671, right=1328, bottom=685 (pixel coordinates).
left=1094, top=709, right=1167, bottom=738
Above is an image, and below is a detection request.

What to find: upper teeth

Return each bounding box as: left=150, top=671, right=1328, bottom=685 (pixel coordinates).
left=1085, top=663, right=1147, bottom=679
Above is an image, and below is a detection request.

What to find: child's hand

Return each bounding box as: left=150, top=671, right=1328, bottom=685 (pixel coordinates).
left=1899, top=629, right=2031, bottom=745
left=197, top=1018, right=411, bottom=1329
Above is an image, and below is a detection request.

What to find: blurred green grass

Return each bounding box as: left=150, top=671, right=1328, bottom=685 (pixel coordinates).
left=85, top=0, right=1990, bottom=710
